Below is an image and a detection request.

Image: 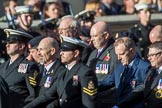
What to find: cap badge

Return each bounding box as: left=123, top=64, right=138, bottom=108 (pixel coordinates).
left=155, top=79, right=162, bottom=99
left=88, top=81, right=95, bottom=90
left=5, top=31, right=10, bottom=37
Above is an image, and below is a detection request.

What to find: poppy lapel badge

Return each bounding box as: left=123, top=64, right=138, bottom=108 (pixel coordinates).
left=104, top=52, right=110, bottom=61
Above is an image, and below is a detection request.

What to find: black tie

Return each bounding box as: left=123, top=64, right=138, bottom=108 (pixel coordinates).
left=43, top=68, right=47, bottom=76
left=63, top=69, right=69, bottom=80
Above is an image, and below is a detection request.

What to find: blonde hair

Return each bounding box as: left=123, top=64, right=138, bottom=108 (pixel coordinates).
left=85, top=1, right=100, bottom=11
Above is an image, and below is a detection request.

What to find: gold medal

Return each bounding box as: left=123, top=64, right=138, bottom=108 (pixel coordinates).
left=155, top=90, right=162, bottom=99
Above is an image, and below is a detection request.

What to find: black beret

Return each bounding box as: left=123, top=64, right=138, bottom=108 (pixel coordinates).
left=28, top=36, right=45, bottom=49
left=115, top=31, right=138, bottom=43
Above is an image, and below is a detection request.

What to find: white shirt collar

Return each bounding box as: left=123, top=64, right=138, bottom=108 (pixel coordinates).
left=157, top=66, right=162, bottom=74
left=45, top=60, right=56, bottom=72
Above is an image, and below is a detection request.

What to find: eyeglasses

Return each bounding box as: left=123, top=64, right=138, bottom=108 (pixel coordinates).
left=91, top=32, right=107, bottom=37
left=147, top=52, right=162, bottom=57
left=57, top=27, right=75, bottom=32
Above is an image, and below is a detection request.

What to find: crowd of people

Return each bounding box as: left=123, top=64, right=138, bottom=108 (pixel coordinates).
left=0, top=0, right=162, bottom=108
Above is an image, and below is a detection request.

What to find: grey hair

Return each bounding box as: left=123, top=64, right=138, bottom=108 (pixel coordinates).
left=148, top=41, right=162, bottom=52
left=114, top=37, right=135, bottom=50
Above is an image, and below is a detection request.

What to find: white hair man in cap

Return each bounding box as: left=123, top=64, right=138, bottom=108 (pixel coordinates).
left=128, top=3, right=154, bottom=60
left=24, top=36, right=98, bottom=108
left=15, top=5, right=40, bottom=37
left=0, top=29, right=39, bottom=108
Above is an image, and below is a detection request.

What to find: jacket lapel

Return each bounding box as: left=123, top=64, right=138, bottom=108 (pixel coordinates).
left=4, top=56, right=24, bottom=78
left=120, top=56, right=139, bottom=91
left=144, top=68, right=156, bottom=98
left=58, top=62, right=82, bottom=97
left=40, top=59, right=62, bottom=86
left=98, top=39, right=114, bottom=58
left=47, top=60, right=61, bottom=77
left=151, top=71, right=162, bottom=90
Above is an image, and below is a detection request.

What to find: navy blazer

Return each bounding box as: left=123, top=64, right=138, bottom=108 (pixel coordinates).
left=99, top=55, right=151, bottom=108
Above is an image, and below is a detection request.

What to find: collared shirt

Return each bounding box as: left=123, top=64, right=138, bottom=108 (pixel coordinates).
left=128, top=54, right=138, bottom=68
left=9, top=60, right=13, bottom=65
left=157, top=66, right=162, bottom=74
left=66, top=63, right=76, bottom=70
left=44, top=60, right=56, bottom=72
left=98, top=49, right=102, bottom=53
left=128, top=59, right=134, bottom=68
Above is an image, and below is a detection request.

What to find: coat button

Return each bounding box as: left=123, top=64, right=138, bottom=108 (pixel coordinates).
left=65, top=99, right=67, bottom=102
left=59, top=99, right=62, bottom=102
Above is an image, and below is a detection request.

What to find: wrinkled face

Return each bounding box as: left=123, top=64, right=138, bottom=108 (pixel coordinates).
left=19, top=13, right=33, bottom=27
left=60, top=50, right=76, bottom=64
left=115, top=44, right=132, bottom=66
left=148, top=48, right=162, bottom=68
left=37, top=43, right=52, bottom=64
left=138, top=9, right=151, bottom=22
left=6, top=42, right=20, bottom=56
left=90, top=27, right=107, bottom=49
left=45, top=3, right=62, bottom=19
left=29, top=48, right=43, bottom=63
left=58, top=20, right=73, bottom=37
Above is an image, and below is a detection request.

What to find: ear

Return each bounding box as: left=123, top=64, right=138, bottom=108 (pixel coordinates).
left=19, top=43, right=25, bottom=50
left=45, top=10, right=49, bottom=16
left=105, top=32, right=110, bottom=39
left=50, top=48, right=56, bottom=55
left=74, top=50, right=80, bottom=58
left=129, top=48, right=134, bottom=54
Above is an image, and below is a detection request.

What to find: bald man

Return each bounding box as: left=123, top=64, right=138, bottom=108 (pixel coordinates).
left=87, top=21, right=118, bottom=108
left=149, top=25, right=162, bottom=43
left=25, top=37, right=66, bottom=108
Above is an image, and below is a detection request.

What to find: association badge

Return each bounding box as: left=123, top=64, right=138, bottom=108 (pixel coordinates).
left=44, top=77, right=52, bottom=88
left=18, top=63, right=28, bottom=73
left=72, top=75, right=79, bottom=86
left=88, top=81, right=95, bottom=90
left=155, top=79, right=162, bottom=99
left=95, top=64, right=109, bottom=74
left=104, top=51, right=110, bottom=61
